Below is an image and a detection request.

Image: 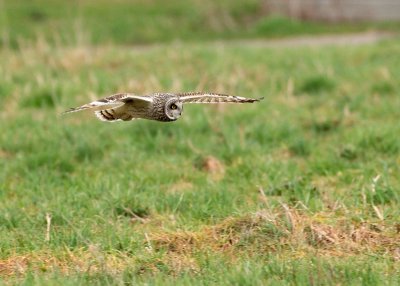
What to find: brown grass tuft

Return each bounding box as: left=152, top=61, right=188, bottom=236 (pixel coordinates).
left=0, top=257, right=28, bottom=276
left=150, top=208, right=400, bottom=258
left=200, top=156, right=225, bottom=181
left=0, top=149, right=13, bottom=159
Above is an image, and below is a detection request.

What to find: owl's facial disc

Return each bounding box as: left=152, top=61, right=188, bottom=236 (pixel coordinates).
left=165, top=98, right=183, bottom=120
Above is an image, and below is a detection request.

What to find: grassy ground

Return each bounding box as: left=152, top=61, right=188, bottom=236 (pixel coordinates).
left=1, top=0, right=400, bottom=47
left=0, top=37, right=399, bottom=284
left=1, top=1, right=400, bottom=285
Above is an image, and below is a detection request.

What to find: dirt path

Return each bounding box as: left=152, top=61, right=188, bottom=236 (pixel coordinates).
left=131, top=31, right=397, bottom=52
left=217, top=31, right=397, bottom=48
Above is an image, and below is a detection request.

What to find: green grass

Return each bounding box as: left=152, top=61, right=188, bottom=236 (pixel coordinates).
left=1, top=2, right=400, bottom=283
left=0, top=38, right=399, bottom=284
left=1, top=0, right=400, bottom=47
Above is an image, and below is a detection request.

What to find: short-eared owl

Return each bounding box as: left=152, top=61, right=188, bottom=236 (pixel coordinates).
left=63, top=92, right=263, bottom=122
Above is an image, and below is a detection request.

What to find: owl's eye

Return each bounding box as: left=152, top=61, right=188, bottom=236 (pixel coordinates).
left=170, top=103, right=178, bottom=110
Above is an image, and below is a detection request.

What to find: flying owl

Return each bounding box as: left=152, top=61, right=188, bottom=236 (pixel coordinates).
left=63, top=92, right=263, bottom=122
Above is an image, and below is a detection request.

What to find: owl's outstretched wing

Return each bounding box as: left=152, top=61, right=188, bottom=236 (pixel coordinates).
left=178, top=92, right=263, bottom=104
left=62, top=93, right=153, bottom=114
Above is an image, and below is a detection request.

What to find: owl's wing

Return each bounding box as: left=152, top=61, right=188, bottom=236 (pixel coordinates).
left=62, top=93, right=153, bottom=114
left=178, top=92, right=263, bottom=104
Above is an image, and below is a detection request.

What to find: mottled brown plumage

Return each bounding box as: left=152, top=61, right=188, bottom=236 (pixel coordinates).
left=63, top=92, right=263, bottom=122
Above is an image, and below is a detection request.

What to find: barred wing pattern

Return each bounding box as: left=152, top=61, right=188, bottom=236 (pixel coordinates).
left=62, top=93, right=152, bottom=114
left=178, top=92, right=263, bottom=104
left=63, top=91, right=263, bottom=123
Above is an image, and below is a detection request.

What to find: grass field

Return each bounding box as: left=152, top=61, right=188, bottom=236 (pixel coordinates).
left=1, top=1, right=400, bottom=285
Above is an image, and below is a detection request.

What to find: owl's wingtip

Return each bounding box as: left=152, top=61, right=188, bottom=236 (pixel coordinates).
left=251, top=97, right=264, bottom=102
left=61, top=108, right=76, bottom=115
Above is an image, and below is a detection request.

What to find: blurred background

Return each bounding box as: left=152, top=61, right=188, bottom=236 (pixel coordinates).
left=1, top=0, right=400, bottom=47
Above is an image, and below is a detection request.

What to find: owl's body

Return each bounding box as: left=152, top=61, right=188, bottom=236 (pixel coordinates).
left=95, top=93, right=175, bottom=122
left=63, top=92, right=263, bottom=122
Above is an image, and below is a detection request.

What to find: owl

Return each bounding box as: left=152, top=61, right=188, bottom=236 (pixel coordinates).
left=63, top=92, right=263, bottom=122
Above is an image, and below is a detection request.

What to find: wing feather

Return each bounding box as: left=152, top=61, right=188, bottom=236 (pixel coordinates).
left=62, top=93, right=153, bottom=114
left=178, top=92, right=263, bottom=104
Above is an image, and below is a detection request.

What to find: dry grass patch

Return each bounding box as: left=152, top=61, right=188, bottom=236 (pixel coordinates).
left=0, top=247, right=137, bottom=278
left=0, top=208, right=399, bottom=279
left=150, top=207, right=400, bottom=258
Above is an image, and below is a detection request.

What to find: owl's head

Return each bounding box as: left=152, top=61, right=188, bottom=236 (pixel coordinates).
left=164, top=97, right=183, bottom=121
